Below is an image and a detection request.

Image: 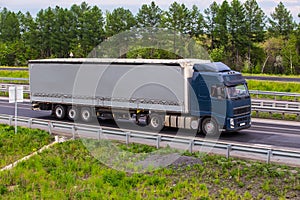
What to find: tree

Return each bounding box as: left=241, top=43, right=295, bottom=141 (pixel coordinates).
left=78, top=5, right=105, bottom=56
left=51, top=6, right=73, bottom=57
left=105, top=8, right=136, bottom=37
left=227, top=0, right=247, bottom=68
left=35, top=7, right=55, bottom=58
left=215, top=1, right=230, bottom=50
left=244, top=0, right=266, bottom=68
left=136, top=1, right=162, bottom=28
left=281, top=34, right=299, bottom=74
left=204, top=1, right=219, bottom=49
left=0, top=8, right=20, bottom=42
left=162, top=2, right=193, bottom=56
left=262, top=37, right=284, bottom=73
left=163, top=2, right=191, bottom=35
left=188, top=5, right=204, bottom=38
left=269, top=2, right=295, bottom=38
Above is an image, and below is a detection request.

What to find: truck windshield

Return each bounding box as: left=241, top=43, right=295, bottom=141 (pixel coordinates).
left=226, top=84, right=249, bottom=99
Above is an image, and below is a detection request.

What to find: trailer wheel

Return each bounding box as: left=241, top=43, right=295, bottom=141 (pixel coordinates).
left=67, top=106, right=79, bottom=121
left=54, top=105, right=66, bottom=120
left=148, top=114, right=164, bottom=131
left=201, top=118, right=220, bottom=136
left=81, top=107, right=93, bottom=123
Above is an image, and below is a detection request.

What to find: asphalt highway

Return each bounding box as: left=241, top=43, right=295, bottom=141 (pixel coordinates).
left=1, top=100, right=299, bottom=151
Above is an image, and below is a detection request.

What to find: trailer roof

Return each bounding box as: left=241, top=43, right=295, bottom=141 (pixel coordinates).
left=29, top=58, right=211, bottom=68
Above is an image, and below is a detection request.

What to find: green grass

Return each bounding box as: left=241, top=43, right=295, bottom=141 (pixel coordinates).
left=0, top=70, right=29, bottom=78
left=0, top=66, right=27, bottom=69
left=247, top=80, right=300, bottom=101
left=252, top=111, right=299, bottom=121
left=0, top=70, right=29, bottom=84
left=0, top=124, right=53, bottom=169
left=243, top=73, right=300, bottom=78
left=247, top=80, right=300, bottom=93
left=0, top=133, right=299, bottom=199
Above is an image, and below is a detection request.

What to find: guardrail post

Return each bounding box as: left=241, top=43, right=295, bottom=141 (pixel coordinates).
left=226, top=145, right=232, bottom=159
left=48, top=121, right=53, bottom=135
left=156, top=135, right=161, bottom=149
left=126, top=132, right=130, bottom=145
left=9, top=116, right=13, bottom=126
left=98, top=128, right=103, bottom=140
left=72, top=126, right=76, bottom=140
left=28, top=118, right=32, bottom=129
left=267, top=150, right=272, bottom=164
left=189, top=140, right=194, bottom=153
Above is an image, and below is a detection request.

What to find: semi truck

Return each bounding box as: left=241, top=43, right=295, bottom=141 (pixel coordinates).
left=29, top=58, right=251, bottom=135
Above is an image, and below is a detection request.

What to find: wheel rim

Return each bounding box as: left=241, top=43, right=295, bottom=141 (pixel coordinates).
left=56, top=107, right=63, bottom=118
left=82, top=110, right=90, bottom=121
left=150, top=117, right=159, bottom=128
left=68, top=108, right=77, bottom=119
left=204, top=121, right=215, bottom=135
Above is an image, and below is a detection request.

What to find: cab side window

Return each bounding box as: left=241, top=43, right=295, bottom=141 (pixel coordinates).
left=211, top=85, right=225, bottom=99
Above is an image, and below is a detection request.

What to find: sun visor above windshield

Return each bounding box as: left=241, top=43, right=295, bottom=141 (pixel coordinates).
left=193, top=62, right=231, bottom=72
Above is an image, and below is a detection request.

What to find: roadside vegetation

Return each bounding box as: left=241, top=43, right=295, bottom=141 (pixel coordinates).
left=0, top=126, right=299, bottom=199
left=0, top=124, right=53, bottom=169
left=0, top=70, right=29, bottom=85
left=248, top=80, right=300, bottom=101
left=0, top=70, right=28, bottom=79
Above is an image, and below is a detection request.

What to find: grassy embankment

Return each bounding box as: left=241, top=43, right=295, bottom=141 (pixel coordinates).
left=0, top=125, right=299, bottom=199
left=0, top=124, right=53, bottom=169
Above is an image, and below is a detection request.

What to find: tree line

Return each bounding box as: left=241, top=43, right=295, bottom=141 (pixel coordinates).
left=0, top=0, right=299, bottom=74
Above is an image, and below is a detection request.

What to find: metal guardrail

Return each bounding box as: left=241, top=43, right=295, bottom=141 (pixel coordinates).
left=251, top=99, right=300, bottom=119
left=249, top=90, right=300, bottom=100
left=0, top=114, right=300, bottom=165
left=0, top=84, right=30, bottom=93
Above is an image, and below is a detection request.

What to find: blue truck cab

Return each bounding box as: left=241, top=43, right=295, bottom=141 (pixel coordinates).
left=191, top=62, right=251, bottom=135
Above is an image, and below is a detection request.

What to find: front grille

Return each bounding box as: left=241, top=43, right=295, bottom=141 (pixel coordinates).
left=234, top=106, right=251, bottom=116
left=236, top=116, right=249, bottom=123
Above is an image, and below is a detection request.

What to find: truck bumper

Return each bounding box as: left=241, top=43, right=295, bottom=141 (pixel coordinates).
left=225, top=115, right=251, bottom=132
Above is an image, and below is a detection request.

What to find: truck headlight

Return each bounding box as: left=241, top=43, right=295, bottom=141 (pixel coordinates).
left=230, top=118, right=234, bottom=126
left=230, top=118, right=235, bottom=128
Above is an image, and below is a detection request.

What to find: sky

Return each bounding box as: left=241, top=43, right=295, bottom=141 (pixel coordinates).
left=0, top=0, right=299, bottom=22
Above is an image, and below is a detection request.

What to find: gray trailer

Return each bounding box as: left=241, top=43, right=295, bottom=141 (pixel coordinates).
left=29, top=58, right=251, bottom=135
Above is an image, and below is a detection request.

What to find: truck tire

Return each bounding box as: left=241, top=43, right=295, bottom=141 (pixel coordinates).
left=67, top=106, right=79, bottom=121
left=54, top=105, right=66, bottom=120
left=201, top=118, right=220, bottom=136
left=148, top=114, right=164, bottom=131
left=81, top=107, right=93, bottom=123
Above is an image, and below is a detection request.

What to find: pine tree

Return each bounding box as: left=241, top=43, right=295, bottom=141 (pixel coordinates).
left=105, top=8, right=136, bottom=37
left=227, top=0, right=247, bottom=68
left=136, top=1, right=162, bottom=28
left=269, top=2, right=295, bottom=38
left=204, top=1, right=219, bottom=49
left=244, top=0, right=266, bottom=68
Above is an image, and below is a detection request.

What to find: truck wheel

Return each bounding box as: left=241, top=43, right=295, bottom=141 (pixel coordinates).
left=148, top=114, right=164, bottom=131
left=81, top=107, right=93, bottom=123
left=67, top=106, right=79, bottom=121
left=201, top=118, right=220, bottom=136
left=54, top=105, right=66, bottom=120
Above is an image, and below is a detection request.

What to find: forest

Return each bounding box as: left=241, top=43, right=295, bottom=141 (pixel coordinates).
left=0, top=0, right=299, bottom=74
